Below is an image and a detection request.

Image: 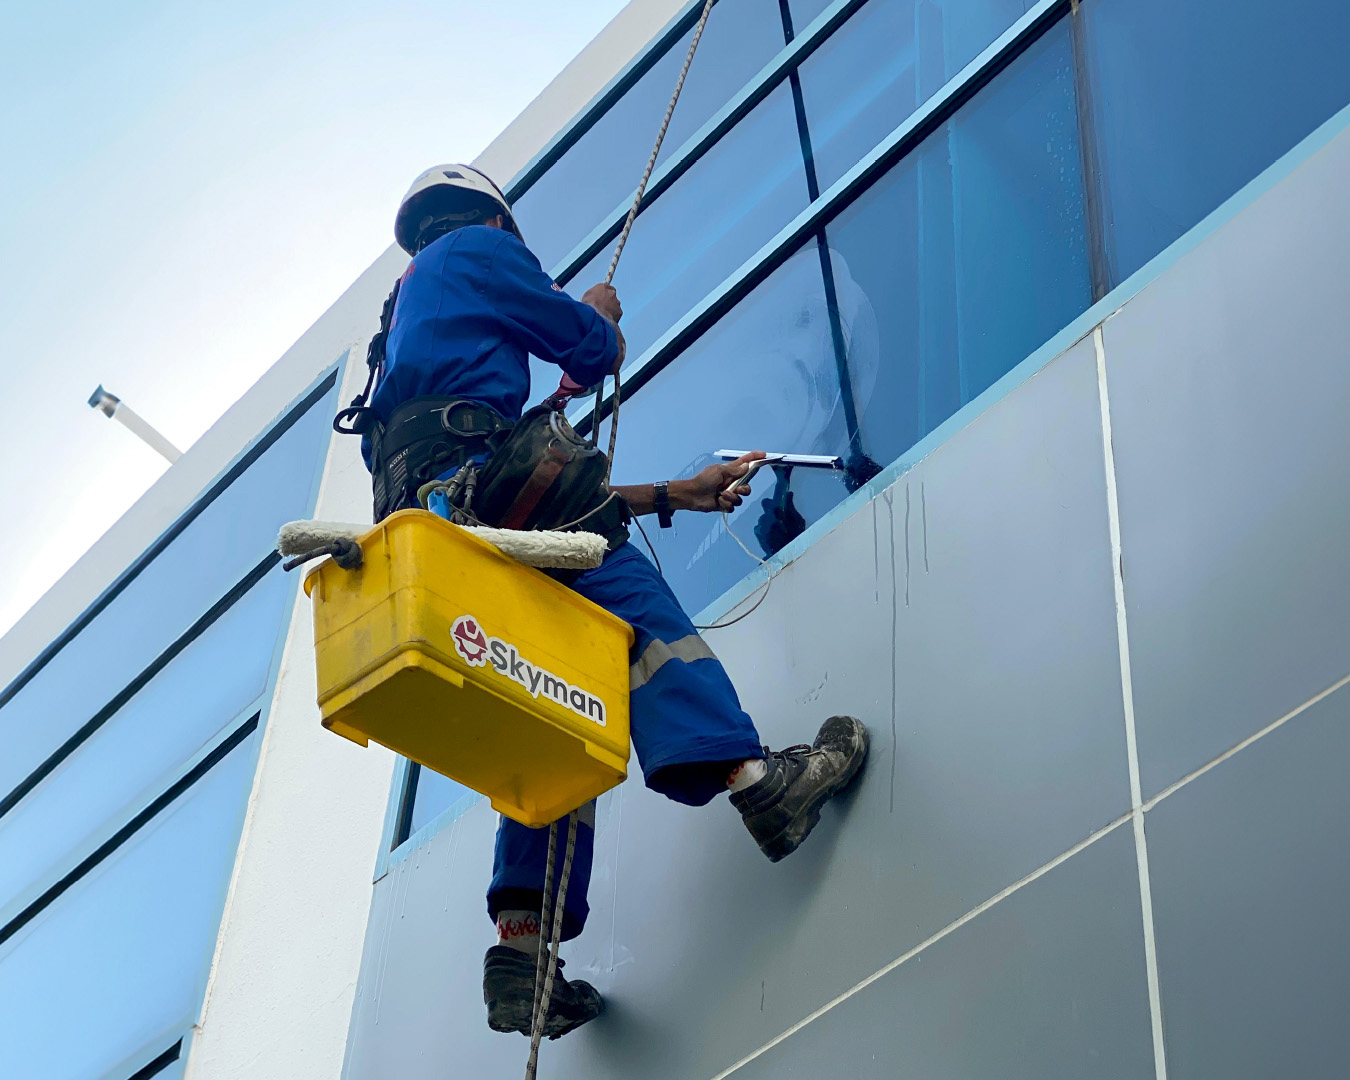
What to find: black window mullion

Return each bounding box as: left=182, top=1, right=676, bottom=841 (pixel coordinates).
left=393, top=762, right=422, bottom=848
left=780, top=0, right=881, bottom=489
left=127, top=1039, right=184, bottom=1080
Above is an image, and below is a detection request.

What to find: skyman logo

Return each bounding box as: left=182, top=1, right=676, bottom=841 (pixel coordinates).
left=449, top=615, right=607, bottom=727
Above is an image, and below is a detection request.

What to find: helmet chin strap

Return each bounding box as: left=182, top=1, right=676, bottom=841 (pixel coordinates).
left=414, top=208, right=506, bottom=252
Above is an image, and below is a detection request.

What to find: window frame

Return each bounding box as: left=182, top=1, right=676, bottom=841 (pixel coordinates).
left=543, top=0, right=872, bottom=288
left=571, top=0, right=1069, bottom=435
left=504, top=0, right=733, bottom=204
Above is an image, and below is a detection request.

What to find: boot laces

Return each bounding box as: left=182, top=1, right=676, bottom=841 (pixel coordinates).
left=765, top=743, right=818, bottom=766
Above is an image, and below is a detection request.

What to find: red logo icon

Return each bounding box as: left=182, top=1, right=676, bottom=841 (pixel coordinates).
left=451, top=615, right=489, bottom=666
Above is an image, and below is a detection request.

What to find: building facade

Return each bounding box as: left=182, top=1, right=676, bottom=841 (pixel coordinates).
left=3, top=0, right=1350, bottom=1077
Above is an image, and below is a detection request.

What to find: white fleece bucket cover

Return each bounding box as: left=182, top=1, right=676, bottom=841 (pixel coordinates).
left=277, top=520, right=606, bottom=571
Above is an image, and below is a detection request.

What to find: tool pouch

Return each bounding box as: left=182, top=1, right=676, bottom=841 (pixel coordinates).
left=471, top=406, right=629, bottom=552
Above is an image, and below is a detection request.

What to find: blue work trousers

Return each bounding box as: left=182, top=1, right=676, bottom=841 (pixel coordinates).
left=487, top=541, right=763, bottom=940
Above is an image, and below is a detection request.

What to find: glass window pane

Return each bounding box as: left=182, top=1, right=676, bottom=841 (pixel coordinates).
left=512, top=0, right=787, bottom=273
left=0, top=381, right=334, bottom=799
left=408, top=768, right=479, bottom=837
left=832, top=15, right=1088, bottom=465
left=610, top=248, right=845, bottom=611
left=0, top=568, right=291, bottom=912
left=1081, top=0, right=1350, bottom=285
left=797, top=0, right=1033, bottom=190
left=546, top=82, right=809, bottom=385
left=614, top=19, right=1088, bottom=614
left=0, top=736, right=256, bottom=1080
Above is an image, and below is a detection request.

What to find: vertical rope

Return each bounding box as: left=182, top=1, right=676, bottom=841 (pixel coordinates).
left=529, top=821, right=559, bottom=1039
left=525, top=8, right=720, bottom=1075
left=525, top=813, right=579, bottom=1080
left=595, top=0, right=718, bottom=483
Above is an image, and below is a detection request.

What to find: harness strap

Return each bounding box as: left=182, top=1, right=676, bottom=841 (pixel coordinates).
left=334, top=277, right=401, bottom=435
left=498, top=444, right=571, bottom=530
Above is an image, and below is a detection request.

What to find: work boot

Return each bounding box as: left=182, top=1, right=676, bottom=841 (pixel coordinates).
left=483, top=945, right=604, bottom=1040
left=731, top=715, right=869, bottom=862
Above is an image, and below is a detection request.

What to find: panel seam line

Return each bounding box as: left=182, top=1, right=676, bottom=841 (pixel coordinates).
left=1095, top=325, right=1169, bottom=1080
left=1143, top=669, right=1350, bottom=813
left=708, top=811, right=1135, bottom=1080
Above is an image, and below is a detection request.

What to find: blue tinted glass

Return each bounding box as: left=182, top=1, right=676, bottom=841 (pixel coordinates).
left=0, top=380, right=334, bottom=798
left=408, top=767, right=479, bottom=837
left=1080, top=0, right=1350, bottom=284
left=616, top=20, right=1088, bottom=613
left=0, top=737, right=255, bottom=1080
left=0, top=568, right=291, bottom=913
left=553, top=82, right=808, bottom=377
left=828, top=16, right=1088, bottom=465
left=797, top=0, right=1032, bottom=190
left=512, top=0, right=786, bottom=273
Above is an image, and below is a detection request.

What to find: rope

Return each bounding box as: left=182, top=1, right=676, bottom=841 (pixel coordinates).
left=595, top=0, right=718, bottom=484
left=523, top=14, right=717, bottom=1072
left=529, top=820, right=559, bottom=1044
left=525, top=813, right=579, bottom=1079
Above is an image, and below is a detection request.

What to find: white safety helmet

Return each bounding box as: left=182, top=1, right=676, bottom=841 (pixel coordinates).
left=394, top=164, right=523, bottom=255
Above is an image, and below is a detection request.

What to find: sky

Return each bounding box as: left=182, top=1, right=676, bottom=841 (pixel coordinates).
left=0, top=0, right=628, bottom=638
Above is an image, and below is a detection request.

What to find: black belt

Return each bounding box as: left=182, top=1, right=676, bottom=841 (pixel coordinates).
left=369, top=397, right=513, bottom=521
left=380, top=397, right=511, bottom=458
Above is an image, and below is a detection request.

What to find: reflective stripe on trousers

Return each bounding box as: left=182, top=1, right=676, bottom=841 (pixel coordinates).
left=629, top=633, right=718, bottom=691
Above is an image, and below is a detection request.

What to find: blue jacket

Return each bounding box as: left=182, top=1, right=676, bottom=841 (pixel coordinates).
left=370, top=225, right=619, bottom=427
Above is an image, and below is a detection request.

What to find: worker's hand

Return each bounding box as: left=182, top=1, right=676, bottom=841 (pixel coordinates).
left=610, top=324, right=626, bottom=373
left=582, top=283, right=623, bottom=324
left=675, top=451, right=768, bottom=513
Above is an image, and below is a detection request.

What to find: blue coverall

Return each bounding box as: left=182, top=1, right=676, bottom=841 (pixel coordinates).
left=371, top=225, right=764, bottom=940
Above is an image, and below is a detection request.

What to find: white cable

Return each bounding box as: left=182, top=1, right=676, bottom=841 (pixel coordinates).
left=694, top=510, right=776, bottom=630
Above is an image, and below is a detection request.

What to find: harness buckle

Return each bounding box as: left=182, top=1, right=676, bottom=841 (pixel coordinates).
left=439, top=399, right=507, bottom=439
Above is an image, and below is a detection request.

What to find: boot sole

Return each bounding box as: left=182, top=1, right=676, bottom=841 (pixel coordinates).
left=485, top=986, right=604, bottom=1039
left=761, top=721, right=870, bottom=863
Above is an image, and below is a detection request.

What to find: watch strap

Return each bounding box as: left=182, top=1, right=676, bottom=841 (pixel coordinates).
left=653, top=480, right=674, bottom=529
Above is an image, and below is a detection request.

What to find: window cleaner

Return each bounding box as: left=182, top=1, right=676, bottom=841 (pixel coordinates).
left=287, top=0, right=870, bottom=1071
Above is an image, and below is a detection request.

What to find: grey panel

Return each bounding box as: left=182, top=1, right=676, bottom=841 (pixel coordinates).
left=729, top=825, right=1154, bottom=1080
left=1102, top=129, right=1350, bottom=797
left=1146, top=682, right=1350, bottom=1080
left=342, top=798, right=510, bottom=1078
left=343, top=336, right=1133, bottom=1080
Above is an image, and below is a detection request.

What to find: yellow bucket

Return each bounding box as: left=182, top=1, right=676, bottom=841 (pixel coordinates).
left=303, top=510, right=633, bottom=827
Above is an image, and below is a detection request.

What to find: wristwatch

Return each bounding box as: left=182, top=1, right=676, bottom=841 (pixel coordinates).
left=653, top=480, right=674, bottom=529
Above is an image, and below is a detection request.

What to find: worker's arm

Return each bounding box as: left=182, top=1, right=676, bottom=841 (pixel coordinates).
left=615, top=451, right=767, bottom=516
left=486, top=234, right=622, bottom=386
